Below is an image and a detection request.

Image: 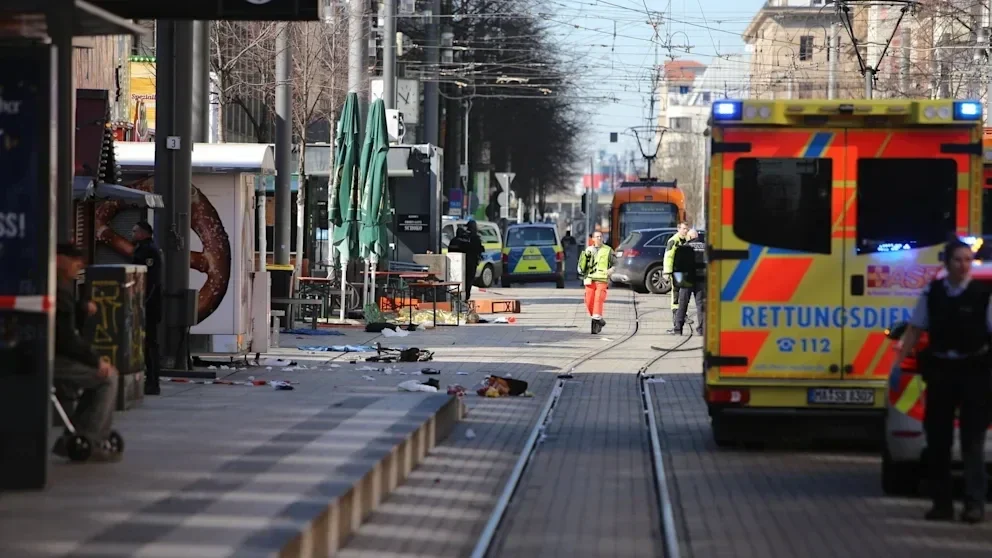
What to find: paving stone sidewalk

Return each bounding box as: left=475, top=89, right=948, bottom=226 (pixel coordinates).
left=652, top=374, right=992, bottom=558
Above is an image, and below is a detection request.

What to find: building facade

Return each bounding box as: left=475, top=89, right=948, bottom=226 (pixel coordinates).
left=654, top=57, right=750, bottom=224
left=743, top=0, right=865, bottom=99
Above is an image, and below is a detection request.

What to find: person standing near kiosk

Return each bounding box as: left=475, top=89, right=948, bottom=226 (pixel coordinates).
left=896, top=238, right=992, bottom=523
left=131, top=221, right=164, bottom=396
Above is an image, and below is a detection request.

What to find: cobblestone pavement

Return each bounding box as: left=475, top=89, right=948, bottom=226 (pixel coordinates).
left=652, top=374, right=992, bottom=558
left=337, top=283, right=689, bottom=557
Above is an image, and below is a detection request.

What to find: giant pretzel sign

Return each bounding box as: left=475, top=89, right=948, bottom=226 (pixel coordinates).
left=95, top=175, right=232, bottom=323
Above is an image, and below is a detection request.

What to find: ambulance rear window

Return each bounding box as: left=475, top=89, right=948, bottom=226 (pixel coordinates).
left=733, top=158, right=833, bottom=254
left=856, top=158, right=956, bottom=254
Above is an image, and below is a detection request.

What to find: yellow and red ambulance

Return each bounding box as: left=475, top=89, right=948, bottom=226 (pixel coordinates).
left=704, top=99, right=985, bottom=446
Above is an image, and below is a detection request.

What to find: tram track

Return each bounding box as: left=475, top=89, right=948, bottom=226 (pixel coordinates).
left=470, top=291, right=698, bottom=558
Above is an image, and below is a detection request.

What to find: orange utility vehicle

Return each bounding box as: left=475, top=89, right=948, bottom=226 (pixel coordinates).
left=610, top=180, right=687, bottom=248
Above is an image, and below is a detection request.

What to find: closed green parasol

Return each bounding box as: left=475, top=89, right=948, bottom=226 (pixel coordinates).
left=357, top=99, right=392, bottom=307
left=329, top=92, right=361, bottom=320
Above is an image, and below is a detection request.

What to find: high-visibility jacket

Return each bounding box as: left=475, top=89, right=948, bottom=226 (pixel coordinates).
left=578, top=245, right=615, bottom=283
left=663, top=234, right=687, bottom=275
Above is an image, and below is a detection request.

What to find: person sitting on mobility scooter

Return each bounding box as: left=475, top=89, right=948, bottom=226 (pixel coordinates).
left=52, top=243, right=124, bottom=463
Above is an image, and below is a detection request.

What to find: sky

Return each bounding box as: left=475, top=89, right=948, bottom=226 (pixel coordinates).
left=544, top=0, right=766, bottom=159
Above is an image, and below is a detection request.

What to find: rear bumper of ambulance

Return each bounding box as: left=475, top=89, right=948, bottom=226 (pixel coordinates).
left=705, top=382, right=888, bottom=418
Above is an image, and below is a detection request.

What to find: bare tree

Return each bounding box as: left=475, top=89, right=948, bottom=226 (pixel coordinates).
left=285, top=20, right=348, bottom=279
left=209, top=21, right=278, bottom=142
left=655, top=134, right=706, bottom=227
left=211, top=17, right=348, bottom=277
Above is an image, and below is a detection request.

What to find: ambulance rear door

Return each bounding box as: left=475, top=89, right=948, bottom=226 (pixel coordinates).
left=710, top=127, right=842, bottom=381
left=841, top=125, right=979, bottom=382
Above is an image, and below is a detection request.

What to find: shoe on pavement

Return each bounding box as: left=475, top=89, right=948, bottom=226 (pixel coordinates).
left=925, top=504, right=955, bottom=521
left=664, top=328, right=683, bottom=336
left=145, top=384, right=161, bottom=396
left=962, top=505, right=985, bottom=524
left=695, top=328, right=703, bottom=336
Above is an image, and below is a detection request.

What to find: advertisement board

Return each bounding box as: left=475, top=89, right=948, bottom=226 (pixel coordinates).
left=0, top=46, right=54, bottom=490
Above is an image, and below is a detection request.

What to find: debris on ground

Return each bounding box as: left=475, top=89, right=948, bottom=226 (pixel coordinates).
left=260, top=357, right=297, bottom=367
left=284, top=328, right=345, bottom=336
left=421, top=368, right=440, bottom=375
left=473, top=375, right=529, bottom=397
left=298, top=345, right=376, bottom=353
left=465, top=428, right=476, bottom=440
left=447, top=384, right=467, bottom=396
left=492, top=316, right=517, bottom=324
left=361, top=375, right=376, bottom=381
left=381, top=327, right=410, bottom=338
left=398, top=379, right=438, bottom=393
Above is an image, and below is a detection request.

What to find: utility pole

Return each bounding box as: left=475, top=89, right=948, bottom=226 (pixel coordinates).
left=828, top=24, right=838, bottom=99
left=383, top=0, right=397, bottom=109
left=423, top=0, right=440, bottom=144
left=900, top=25, right=911, bottom=95
left=191, top=21, right=211, bottom=142
left=349, top=0, right=370, bottom=130
left=938, top=32, right=951, bottom=98
left=155, top=21, right=195, bottom=370
left=463, top=99, right=471, bottom=215
left=586, top=156, right=593, bottom=240
left=274, top=23, right=293, bottom=266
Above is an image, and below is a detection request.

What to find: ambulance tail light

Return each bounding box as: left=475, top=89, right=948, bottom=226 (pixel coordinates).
left=501, top=252, right=508, bottom=265
left=706, top=387, right=750, bottom=405
left=953, top=101, right=982, bottom=120
left=712, top=101, right=742, bottom=121
left=555, top=250, right=563, bottom=263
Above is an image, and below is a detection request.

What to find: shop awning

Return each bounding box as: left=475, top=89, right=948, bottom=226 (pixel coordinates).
left=73, top=176, right=165, bottom=208
left=1, top=1, right=147, bottom=38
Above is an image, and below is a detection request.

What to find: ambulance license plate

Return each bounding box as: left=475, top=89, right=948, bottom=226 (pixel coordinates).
left=523, top=255, right=542, bottom=260
left=807, top=388, right=874, bottom=405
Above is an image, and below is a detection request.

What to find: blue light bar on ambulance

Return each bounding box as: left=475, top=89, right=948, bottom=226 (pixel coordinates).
left=953, top=101, right=982, bottom=120
left=712, top=101, right=742, bottom=121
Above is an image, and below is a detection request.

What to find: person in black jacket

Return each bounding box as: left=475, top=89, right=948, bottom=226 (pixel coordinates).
left=52, top=244, right=121, bottom=462
left=131, top=221, right=163, bottom=395
left=447, top=221, right=485, bottom=301
left=896, top=238, right=992, bottom=523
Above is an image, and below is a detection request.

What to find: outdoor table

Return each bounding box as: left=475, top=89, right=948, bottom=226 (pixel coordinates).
left=404, top=280, right=462, bottom=328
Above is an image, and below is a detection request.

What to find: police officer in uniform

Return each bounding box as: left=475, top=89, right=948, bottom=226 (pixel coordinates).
left=896, top=238, right=992, bottom=523
left=669, top=228, right=705, bottom=336
left=131, top=221, right=164, bottom=395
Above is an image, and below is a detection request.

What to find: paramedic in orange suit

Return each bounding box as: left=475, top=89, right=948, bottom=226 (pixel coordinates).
left=578, top=231, right=616, bottom=333
left=895, top=238, right=992, bottom=524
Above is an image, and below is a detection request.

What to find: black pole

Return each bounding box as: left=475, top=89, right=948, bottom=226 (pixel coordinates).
left=55, top=3, right=74, bottom=244
left=155, top=21, right=195, bottom=370
left=0, top=37, right=57, bottom=491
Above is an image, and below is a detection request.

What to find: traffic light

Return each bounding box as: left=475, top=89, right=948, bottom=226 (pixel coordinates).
left=580, top=193, right=587, bottom=214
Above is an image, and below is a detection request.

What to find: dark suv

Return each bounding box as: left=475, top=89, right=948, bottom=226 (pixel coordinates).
left=612, top=228, right=705, bottom=294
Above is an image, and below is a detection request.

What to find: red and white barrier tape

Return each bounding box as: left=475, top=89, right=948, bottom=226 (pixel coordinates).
left=161, top=377, right=298, bottom=387
left=0, top=295, right=55, bottom=313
